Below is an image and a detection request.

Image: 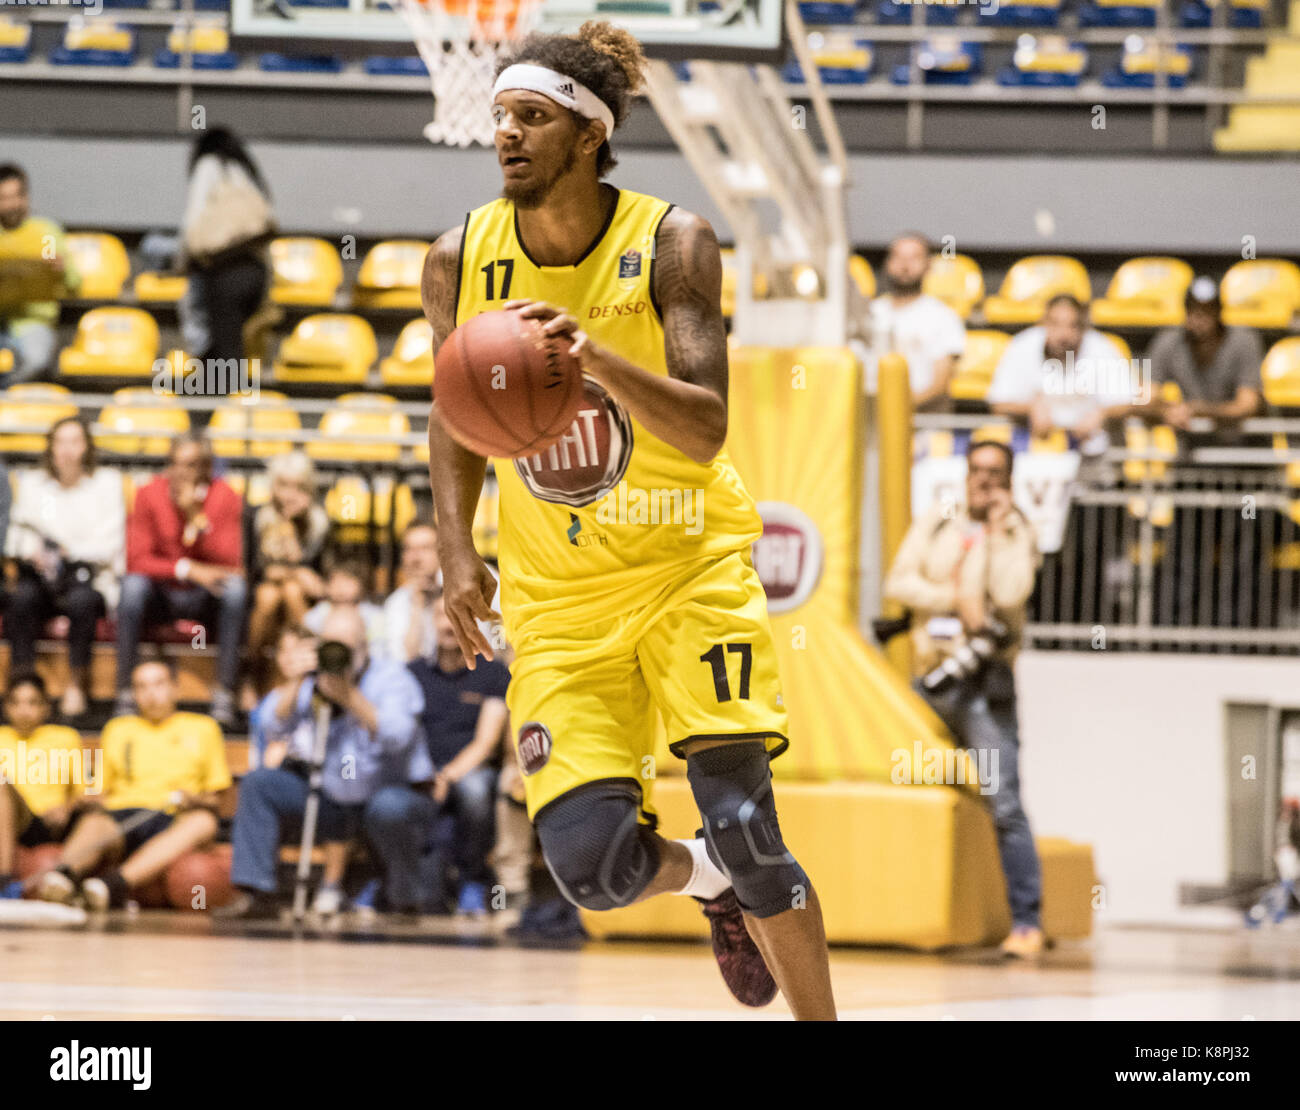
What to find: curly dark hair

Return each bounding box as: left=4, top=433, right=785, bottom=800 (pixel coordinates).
left=496, top=21, right=646, bottom=177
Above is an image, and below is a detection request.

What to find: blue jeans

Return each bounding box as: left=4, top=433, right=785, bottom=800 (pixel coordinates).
left=918, top=663, right=1042, bottom=929
left=230, top=766, right=435, bottom=911
left=422, top=765, right=497, bottom=896
left=0, top=320, right=56, bottom=386
left=115, top=573, right=248, bottom=693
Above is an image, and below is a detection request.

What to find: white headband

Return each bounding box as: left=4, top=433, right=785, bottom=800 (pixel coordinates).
left=493, top=63, right=616, bottom=138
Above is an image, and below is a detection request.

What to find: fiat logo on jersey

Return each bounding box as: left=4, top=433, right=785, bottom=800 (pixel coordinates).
left=517, top=721, right=553, bottom=776
left=513, top=376, right=634, bottom=508
left=752, top=501, right=824, bottom=614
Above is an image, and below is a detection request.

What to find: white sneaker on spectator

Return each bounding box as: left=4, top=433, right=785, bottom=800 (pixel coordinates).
left=313, top=885, right=345, bottom=916
left=37, top=870, right=76, bottom=905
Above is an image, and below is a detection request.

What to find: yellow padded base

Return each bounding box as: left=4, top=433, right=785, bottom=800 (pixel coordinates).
left=579, top=778, right=1093, bottom=949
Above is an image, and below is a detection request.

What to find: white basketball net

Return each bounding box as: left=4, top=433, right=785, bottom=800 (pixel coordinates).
left=396, top=0, right=542, bottom=148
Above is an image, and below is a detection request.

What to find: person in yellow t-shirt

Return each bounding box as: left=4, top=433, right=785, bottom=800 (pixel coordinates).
left=0, top=163, right=81, bottom=386
left=0, top=673, right=90, bottom=899
left=36, top=660, right=231, bottom=911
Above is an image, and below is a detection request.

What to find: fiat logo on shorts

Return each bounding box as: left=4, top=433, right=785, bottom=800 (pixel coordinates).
left=752, top=501, right=824, bottom=614
left=517, top=721, right=553, bottom=776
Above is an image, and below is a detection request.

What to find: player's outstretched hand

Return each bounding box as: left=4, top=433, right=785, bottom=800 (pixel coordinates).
left=441, top=545, right=502, bottom=670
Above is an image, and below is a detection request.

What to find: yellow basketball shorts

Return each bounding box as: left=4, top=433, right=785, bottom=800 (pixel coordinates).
left=505, top=549, right=789, bottom=823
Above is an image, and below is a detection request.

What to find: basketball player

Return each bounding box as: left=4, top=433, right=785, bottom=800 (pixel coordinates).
left=422, top=22, right=835, bottom=1019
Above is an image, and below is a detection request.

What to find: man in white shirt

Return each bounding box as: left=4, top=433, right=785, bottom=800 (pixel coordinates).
left=986, top=294, right=1134, bottom=455
left=868, top=232, right=967, bottom=411
left=383, top=522, right=443, bottom=663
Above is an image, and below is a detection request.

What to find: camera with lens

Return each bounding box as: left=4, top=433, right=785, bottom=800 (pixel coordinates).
left=316, top=640, right=354, bottom=678
left=921, top=615, right=1014, bottom=695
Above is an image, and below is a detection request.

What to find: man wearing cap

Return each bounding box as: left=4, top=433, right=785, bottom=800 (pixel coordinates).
left=1145, top=277, right=1263, bottom=431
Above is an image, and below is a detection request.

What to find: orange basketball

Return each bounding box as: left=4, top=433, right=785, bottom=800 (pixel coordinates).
left=165, top=845, right=236, bottom=912
left=433, top=307, right=585, bottom=458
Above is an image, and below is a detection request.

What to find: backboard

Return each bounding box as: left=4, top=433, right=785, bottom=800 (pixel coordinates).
left=230, top=0, right=784, bottom=60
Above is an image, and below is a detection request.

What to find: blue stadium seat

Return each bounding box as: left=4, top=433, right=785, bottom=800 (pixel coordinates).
left=997, top=35, right=1087, bottom=87
left=364, top=55, right=429, bottom=76
left=259, top=53, right=343, bottom=73
left=0, top=18, right=32, bottom=63
left=977, top=0, right=1062, bottom=25
left=891, top=40, right=982, bottom=85
left=154, top=23, right=238, bottom=70
left=797, top=0, right=860, bottom=22
left=1101, top=39, right=1193, bottom=88
left=1179, top=0, right=1264, bottom=27
left=877, top=0, right=959, bottom=25
left=784, top=35, right=874, bottom=84
left=50, top=21, right=136, bottom=67
left=1078, top=0, right=1158, bottom=27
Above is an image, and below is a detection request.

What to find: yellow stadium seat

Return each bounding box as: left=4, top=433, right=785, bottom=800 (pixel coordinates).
left=324, top=475, right=416, bottom=537
left=1124, top=421, right=1178, bottom=482
left=133, top=272, right=188, bottom=303
left=208, top=390, right=301, bottom=458
left=923, top=253, right=983, bottom=319
left=983, top=255, right=1092, bottom=325
left=1099, top=331, right=1132, bottom=361
left=1262, top=336, right=1300, bottom=408
left=57, top=307, right=159, bottom=377
left=0, top=350, right=12, bottom=375
left=270, top=237, right=344, bottom=307
left=1028, top=429, right=1070, bottom=453
left=0, top=383, right=79, bottom=452
left=379, top=318, right=435, bottom=386
left=971, top=422, right=1013, bottom=444
left=719, top=248, right=770, bottom=317
left=306, top=392, right=409, bottom=462
left=848, top=253, right=876, bottom=299
left=352, top=240, right=430, bottom=310
left=1090, top=257, right=1193, bottom=327
left=64, top=232, right=130, bottom=300
left=950, top=329, right=1011, bottom=401
left=1221, top=258, right=1300, bottom=328
left=95, top=387, right=190, bottom=456
left=272, top=314, right=376, bottom=384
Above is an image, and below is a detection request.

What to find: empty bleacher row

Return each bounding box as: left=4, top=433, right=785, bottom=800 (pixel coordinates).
left=36, top=231, right=1300, bottom=406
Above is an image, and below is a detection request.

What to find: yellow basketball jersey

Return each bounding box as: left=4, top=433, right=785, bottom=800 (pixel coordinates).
left=455, top=187, right=762, bottom=642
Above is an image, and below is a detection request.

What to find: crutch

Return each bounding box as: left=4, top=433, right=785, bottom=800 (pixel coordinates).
left=292, top=694, right=333, bottom=923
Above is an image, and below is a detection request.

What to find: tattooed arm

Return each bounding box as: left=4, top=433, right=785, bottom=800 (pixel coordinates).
left=422, top=225, right=499, bottom=668
left=511, top=208, right=729, bottom=465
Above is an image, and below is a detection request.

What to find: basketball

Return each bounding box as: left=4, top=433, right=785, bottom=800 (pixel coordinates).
left=164, top=846, right=236, bottom=912
left=433, top=307, right=585, bottom=458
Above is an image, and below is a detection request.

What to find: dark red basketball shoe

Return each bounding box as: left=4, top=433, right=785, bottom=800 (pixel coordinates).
left=698, top=888, right=778, bottom=1008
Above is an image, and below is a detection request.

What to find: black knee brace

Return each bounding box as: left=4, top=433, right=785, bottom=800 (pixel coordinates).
left=533, top=782, right=660, bottom=912
left=686, top=742, right=808, bottom=919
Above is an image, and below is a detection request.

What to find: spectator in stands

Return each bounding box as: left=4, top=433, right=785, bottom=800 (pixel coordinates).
left=868, top=232, right=966, bottom=410
left=304, top=559, right=386, bottom=656
left=35, top=660, right=231, bottom=911
left=986, top=294, right=1132, bottom=454
left=884, top=438, right=1045, bottom=957
left=409, top=594, right=509, bottom=916
left=178, top=128, right=276, bottom=373
left=1146, top=276, right=1263, bottom=432
left=383, top=522, right=442, bottom=663
left=116, top=433, right=246, bottom=729
left=0, top=674, right=88, bottom=899
left=244, top=451, right=330, bottom=704
left=0, top=163, right=81, bottom=386
left=5, top=417, right=125, bottom=720
left=221, top=607, right=432, bottom=920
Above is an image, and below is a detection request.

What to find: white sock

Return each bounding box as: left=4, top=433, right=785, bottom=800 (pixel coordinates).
left=673, top=837, right=730, bottom=900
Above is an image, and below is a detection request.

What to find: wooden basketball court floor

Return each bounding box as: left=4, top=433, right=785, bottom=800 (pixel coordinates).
left=3, top=913, right=1299, bottom=1020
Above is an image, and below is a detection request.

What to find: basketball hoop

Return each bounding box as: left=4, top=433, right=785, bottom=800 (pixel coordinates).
left=395, top=0, right=542, bottom=148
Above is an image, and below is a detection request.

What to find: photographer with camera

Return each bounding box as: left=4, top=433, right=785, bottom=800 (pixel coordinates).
left=221, top=607, right=432, bottom=920
left=884, top=438, right=1045, bottom=957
